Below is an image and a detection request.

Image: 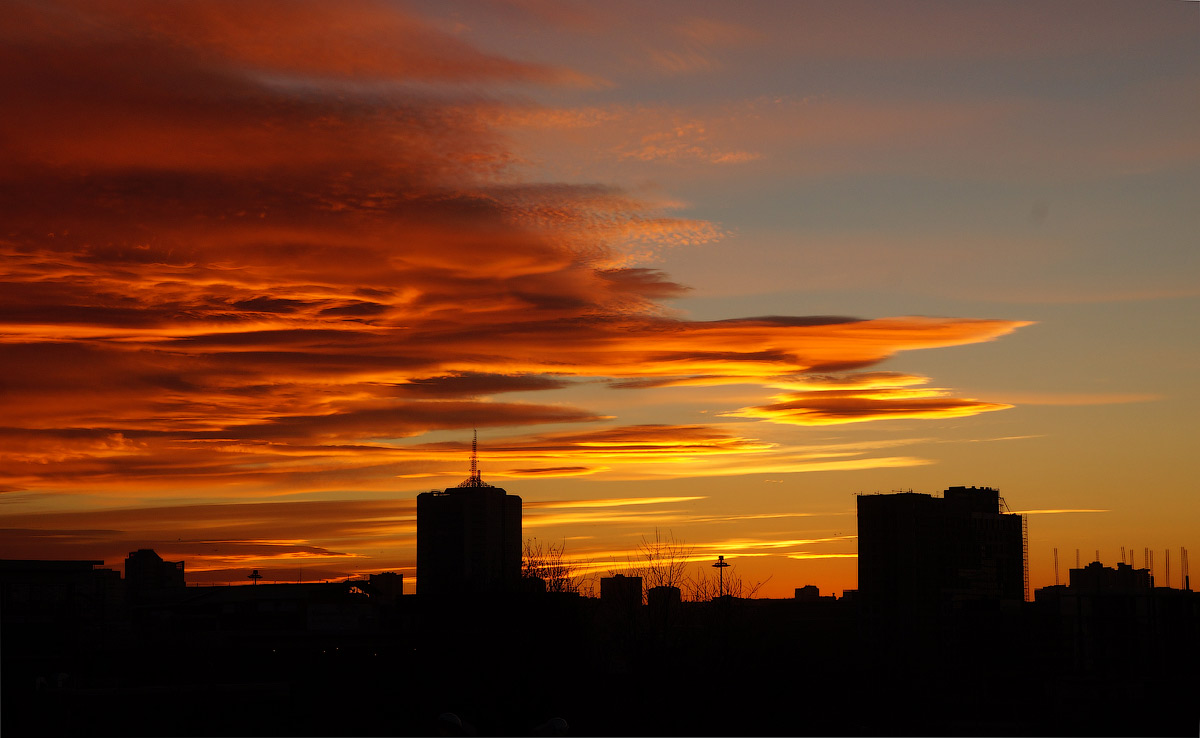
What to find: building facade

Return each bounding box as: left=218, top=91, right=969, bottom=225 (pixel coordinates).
left=857, top=485, right=1025, bottom=618
left=416, top=444, right=521, bottom=596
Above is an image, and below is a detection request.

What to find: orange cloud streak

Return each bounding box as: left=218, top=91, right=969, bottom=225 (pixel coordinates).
left=725, top=375, right=1014, bottom=426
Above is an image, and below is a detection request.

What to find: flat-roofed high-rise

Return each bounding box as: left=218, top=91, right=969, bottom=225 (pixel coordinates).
left=857, top=485, right=1025, bottom=618
left=416, top=437, right=521, bottom=596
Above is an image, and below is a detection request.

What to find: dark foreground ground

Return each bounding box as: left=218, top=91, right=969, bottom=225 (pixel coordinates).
left=4, top=591, right=1197, bottom=736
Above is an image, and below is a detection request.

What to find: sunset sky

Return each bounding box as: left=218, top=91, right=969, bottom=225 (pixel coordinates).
left=2, top=0, right=1197, bottom=598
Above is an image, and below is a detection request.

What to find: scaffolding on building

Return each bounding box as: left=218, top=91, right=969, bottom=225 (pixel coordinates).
left=1022, top=514, right=1030, bottom=602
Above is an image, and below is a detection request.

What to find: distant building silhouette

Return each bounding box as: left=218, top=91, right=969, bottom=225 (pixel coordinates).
left=1033, top=561, right=1197, bottom=690
left=0, top=558, right=124, bottom=630
left=416, top=436, right=521, bottom=596
left=180, top=580, right=380, bottom=633
left=124, top=548, right=184, bottom=596
left=600, top=573, right=642, bottom=608
left=1064, top=559, right=1151, bottom=592
left=794, top=584, right=838, bottom=601
left=857, top=485, right=1025, bottom=618
left=368, top=571, right=404, bottom=600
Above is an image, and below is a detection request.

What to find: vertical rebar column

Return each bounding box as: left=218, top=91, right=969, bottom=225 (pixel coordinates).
left=1022, top=515, right=1030, bottom=602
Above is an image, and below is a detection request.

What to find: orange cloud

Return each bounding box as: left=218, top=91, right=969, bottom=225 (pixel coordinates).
left=723, top=372, right=1014, bottom=426
left=1, top=3, right=1027, bottom=525
left=0, top=497, right=416, bottom=564
left=726, top=387, right=1012, bottom=426
left=1013, top=509, right=1110, bottom=515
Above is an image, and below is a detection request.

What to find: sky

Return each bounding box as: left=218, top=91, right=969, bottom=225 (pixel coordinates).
left=2, top=0, right=1197, bottom=598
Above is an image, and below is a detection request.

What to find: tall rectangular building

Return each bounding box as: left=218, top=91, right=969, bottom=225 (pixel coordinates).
left=416, top=444, right=521, bottom=596
left=857, top=486, right=1025, bottom=618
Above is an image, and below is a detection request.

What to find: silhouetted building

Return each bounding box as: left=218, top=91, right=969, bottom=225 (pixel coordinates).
left=124, top=548, right=185, bottom=594
left=0, top=558, right=124, bottom=630
left=1067, top=559, right=1151, bottom=592
left=368, top=571, right=403, bottom=600
left=1033, top=561, right=1196, bottom=680
left=178, top=580, right=380, bottom=634
left=600, top=573, right=642, bottom=607
left=416, top=439, right=521, bottom=596
left=647, top=584, right=680, bottom=609
left=794, top=584, right=839, bottom=601
left=857, top=485, right=1025, bottom=619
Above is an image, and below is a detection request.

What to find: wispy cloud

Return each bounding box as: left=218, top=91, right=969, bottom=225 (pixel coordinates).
left=724, top=373, right=1014, bottom=426
left=984, top=393, right=1161, bottom=406
left=1013, top=509, right=1110, bottom=515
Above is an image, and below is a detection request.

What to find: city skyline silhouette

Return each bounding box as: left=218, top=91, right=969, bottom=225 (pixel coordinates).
left=2, top=2, right=1198, bottom=734
left=4, top=474, right=1196, bottom=736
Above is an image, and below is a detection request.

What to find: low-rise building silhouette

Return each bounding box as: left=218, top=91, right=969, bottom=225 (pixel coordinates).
left=124, top=548, right=185, bottom=596
left=1033, top=560, right=1195, bottom=681
left=600, top=573, right=642, bottom=608
left=0, top=558, right=124, bottom=632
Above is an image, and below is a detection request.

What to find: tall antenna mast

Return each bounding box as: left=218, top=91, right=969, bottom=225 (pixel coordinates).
left=470, top=428, right=479, bottom=481
left=456, top=428, right=492, bottom=488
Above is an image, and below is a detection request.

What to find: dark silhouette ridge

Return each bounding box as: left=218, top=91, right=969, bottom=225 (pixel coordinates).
left=2, top=485, right=1197, bottom=737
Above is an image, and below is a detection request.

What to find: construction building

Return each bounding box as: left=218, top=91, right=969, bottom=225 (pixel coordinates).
left=1033, top=560, right=1197, bottom=685
left=857, top=485, right=1026, bottom=619
left=416, top=435, right=521, bottom=596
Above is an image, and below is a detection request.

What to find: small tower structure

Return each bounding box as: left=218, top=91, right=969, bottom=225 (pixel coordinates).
left=712, top=555, right=730, bottom=598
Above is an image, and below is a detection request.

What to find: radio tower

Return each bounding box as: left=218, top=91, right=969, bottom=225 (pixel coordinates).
left=457, top=429, right=491, bottom=488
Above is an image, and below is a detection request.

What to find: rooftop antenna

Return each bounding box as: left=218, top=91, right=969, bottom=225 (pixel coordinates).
left=470, top=428, right=479, bottom=480
left=1054, top=548, right=1059, bottom=586
left=457, top=429, right=492, bottom=488
left=1165, top=548, right=1170, bottom=589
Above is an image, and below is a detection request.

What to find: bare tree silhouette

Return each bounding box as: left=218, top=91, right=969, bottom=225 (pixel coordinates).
left=685, top=564, right=771, bottom=601
left=522, top=537, right=586, bottom=593
left=623, top=528, right=692, bottom=601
